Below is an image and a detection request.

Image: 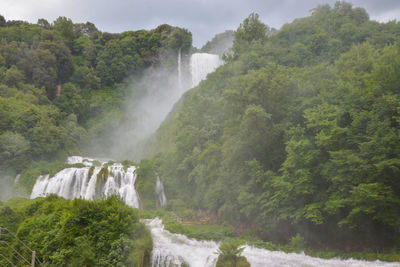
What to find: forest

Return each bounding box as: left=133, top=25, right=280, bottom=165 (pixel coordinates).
left=0, top=13, right=190, bottom=266
left=0, top=0, right=400, bottom=265
left=148, top=2, right=400, bottom=251
left=0, top=15, right=191, bottom=174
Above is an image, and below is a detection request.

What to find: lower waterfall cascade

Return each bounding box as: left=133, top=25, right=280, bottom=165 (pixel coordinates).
left=25, top=49, right=400, bottom=265
left=30, top=156, right=141, bottom=208
left=145, top=218, right=218, bottom=267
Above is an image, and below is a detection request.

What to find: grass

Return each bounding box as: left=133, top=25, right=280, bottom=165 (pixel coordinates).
left=163, top=217, right=235, bottom=241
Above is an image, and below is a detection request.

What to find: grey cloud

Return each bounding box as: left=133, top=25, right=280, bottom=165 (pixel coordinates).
left=0, top=0, right=399, bottom=47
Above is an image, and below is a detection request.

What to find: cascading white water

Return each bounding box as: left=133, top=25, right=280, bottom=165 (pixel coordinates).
left=67, top=155, right=96, bottom=166
left=155, top=176, right=167, bottom=207
left=190, top=53, right=223, bottom=88
left=178, top=47, right=182, bottom=91
left=145, top=218, right=400, bottom=267
left=30, top=156, right=140, bottom=208
left=104, top=51, right=223, bottom=160
left=145, top=218, right=219, bottom=267
left=14, top=174, right=21, bottom=184
left=242, top=246, right=400, bottom=267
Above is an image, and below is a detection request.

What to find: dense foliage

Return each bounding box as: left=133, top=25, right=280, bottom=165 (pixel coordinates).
left=216, top=241, right=250, bottom=267
left=0, top=15, right=191, bottom=173
left=135, top=159, right=159, bottom=209
left=0, top=195, right=152, bottom=266
left=147, top=2, right=400, bottom=252
left=2, top=0, right=400, bottom=261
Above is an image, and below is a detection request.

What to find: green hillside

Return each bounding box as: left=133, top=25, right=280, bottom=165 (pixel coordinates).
left=146, top=2, right=400, bottom=251
left=1, top=0, right=400, bottom=261
left=0, top=15, right=191, bottom=174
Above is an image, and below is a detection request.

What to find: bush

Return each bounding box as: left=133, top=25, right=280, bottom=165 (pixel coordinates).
left=290, top=234, right=305, bottom=252
left=216, top=240, right=250, bottom=267
left=0, top=196, right=152, bottom=266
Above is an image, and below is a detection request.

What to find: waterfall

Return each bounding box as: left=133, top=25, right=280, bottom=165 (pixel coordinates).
left=14, top=174, right=21, bottom=184
left=178, top=47, right=182, bottom=91
left=241, top=246, right=400, bottom=267
left=94, top=51, right=223, bottom=160
left=30, top=156, right=140, bottom=208
left=155, top=176, right=167, bottom=207
left=145, top=218, right=399, bottom=267
left=190, top=53, right=223, bottom=88
left=145, top=218, right=218, bottom=267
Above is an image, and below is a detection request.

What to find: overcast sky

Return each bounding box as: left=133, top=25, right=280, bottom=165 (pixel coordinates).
left=1, top=0, right=400, bottom=47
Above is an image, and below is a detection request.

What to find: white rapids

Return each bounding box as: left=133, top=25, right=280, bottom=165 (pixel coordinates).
left=145, top=218, right=219, bottom=267
left=242, top=246, right=400, bottom=267
left=145, top=218, right=400, bottom=267
left=30, top=156, right=140, bottom=208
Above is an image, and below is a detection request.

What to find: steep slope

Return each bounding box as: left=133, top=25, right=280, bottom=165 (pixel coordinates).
left=145, top=2, right=400, bottom=251
left=0, top=16, right=192, bottom=175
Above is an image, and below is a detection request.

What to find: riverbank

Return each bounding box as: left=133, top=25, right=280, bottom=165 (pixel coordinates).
left=139, top=209, right=400, bottom=263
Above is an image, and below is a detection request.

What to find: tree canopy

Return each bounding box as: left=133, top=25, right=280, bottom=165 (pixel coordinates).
left=147, top=2, right=400, bottom=251
left=0, top=14, right=192, bottom=172
left=0, top=196, right=152, bottom=266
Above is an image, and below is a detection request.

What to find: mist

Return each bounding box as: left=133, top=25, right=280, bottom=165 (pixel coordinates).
left=0, top=172, right=26, bottom=201
left=85, top=51, right=192, bottom=161
left=0, top=175, right=13, bottom=201
left=200, top=30, right=234, bottom=56
left=111, top=55, right=191, bottom=160
left=84, top=32, right=231, bottom=162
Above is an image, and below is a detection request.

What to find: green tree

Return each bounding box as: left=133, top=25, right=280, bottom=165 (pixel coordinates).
left=216, top=241, right=250, bottom=267
left=0, top=15, right=6, bottom=27
left=39, top=41, right=73, bottom=83
left=0, top=131, right=30, bottom=170
left=37, top=18, right=51, bottom=29
left=53, top=16, right=75, bottom=48
left=54, top=82, right=85, bottom=117
left=233, top=13, right=268, bottom=54
left=73, top=22, right=99, bottom=39
left=23, top=48, right=58, bottom=94
left=3, top=65, right=25, bottom=87
left=71, top=65, right=100, bottom=90
left=0, top=196, right=152, bottom=266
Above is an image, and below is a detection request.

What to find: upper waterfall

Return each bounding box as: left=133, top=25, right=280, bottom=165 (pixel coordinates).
left=178, top=47, right=182, bottom=91
left=190, top=53, right=223, bottom=88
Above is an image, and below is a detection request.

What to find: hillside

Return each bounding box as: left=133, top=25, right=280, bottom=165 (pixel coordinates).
left=1, top=0, right=400, bottom=261
left=145, top=2, right=400, bottom=251
left=0, top=15, right=191, bottom=175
